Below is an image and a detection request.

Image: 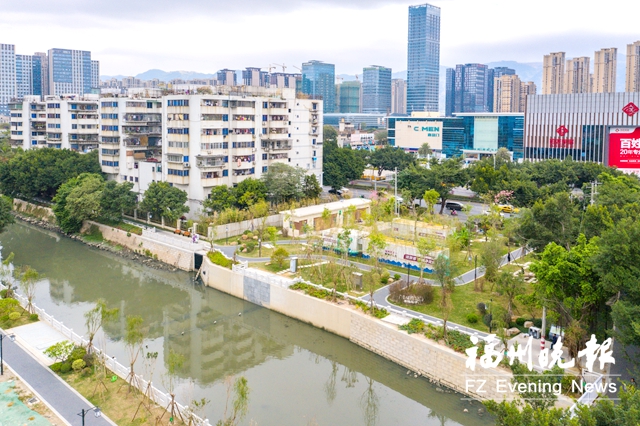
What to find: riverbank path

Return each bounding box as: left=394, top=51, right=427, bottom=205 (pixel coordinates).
left=1, top=328, right=115, bottom=426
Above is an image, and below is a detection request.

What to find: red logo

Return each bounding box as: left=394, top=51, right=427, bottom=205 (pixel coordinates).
left=623, top=103, right=639, bottom=117
left=556, top=125, right=568, bottom=136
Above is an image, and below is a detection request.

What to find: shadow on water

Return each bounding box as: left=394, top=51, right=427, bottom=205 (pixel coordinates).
left=1, top=222, right=492, bottom=425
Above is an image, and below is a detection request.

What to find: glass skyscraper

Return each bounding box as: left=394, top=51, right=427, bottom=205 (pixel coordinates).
left=338, top=81, right=361, bottom=113
left=445, top=64, right=494, bottom=115
left=362, top=65, right=392, bottom=114
left=407, top=3, right=440, bottom=113
left=48, top=48, right=93, bottom=95
left=302, top=60, right=335, bottom=113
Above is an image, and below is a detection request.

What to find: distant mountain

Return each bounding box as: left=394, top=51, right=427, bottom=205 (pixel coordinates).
left=100, top=74, right=125, bottom=81
left=486, top=61, right=543, bottom=89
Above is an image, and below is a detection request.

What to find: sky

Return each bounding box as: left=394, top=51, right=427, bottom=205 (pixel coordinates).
left=1, top=0, right=638, bottom=77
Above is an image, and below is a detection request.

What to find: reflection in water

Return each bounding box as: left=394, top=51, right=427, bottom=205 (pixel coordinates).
left=1, top=222, right=493, bottom=426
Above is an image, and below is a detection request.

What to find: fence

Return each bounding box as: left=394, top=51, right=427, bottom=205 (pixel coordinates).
left=142, top=228, right=206, bottom=252
left=0, top=281, right=211, bottom=426
left=569, top=371, right=604, bottom=416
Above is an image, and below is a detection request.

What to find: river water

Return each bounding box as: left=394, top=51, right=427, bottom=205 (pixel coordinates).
left=0, top=222, right=492, bottom=426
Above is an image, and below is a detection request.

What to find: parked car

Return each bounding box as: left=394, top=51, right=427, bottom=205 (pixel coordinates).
left=497, top=204, right=520, bottom=213
left=445, top=201, right=464, bottom=211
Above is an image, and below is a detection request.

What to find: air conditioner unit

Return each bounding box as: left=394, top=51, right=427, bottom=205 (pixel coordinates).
left=252, top=161, right=256, bottom=165
left=252, top=148, right=256, bottom=152
left=184, top=162, right=190, bottom=168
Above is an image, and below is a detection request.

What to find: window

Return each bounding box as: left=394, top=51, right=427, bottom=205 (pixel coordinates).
left=168, top=128, right=189, bottom=134
left=262, top=166, right=268, bottom=173
left=47, top=113, right=60, bottom=118
left=223, top=170, right=228, bottom=177
left=71, top=124, right=78, bottom=129
left=101, top=125, right=118, bottom=131
left=101, top=113, right=118, bottom=119
left=167, top=169, right=190, bottom=176
left=167, top=141, right=189, bottom=148
left=167, top=99, right=189, bottom=106
left=71, top=114, right=77, bottom=119
left=101, top=160, right=119, bottom=167
left=262, top=153, right=267, bottom=160
left=101, top=101, right=117, bottom=107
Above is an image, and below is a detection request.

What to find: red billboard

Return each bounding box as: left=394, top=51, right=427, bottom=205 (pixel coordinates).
left=608, top=127, right=640, bottom=169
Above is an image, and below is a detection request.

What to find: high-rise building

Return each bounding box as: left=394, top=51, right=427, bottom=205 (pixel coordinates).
left=446, top=64, right=494, bottom=114
left=216, top=69, right=237, bottom=86
left=15, top=54, right=33, bottom=98
left=444, top=68, right=455, bottom=117
left=626, top=41, right=640, bottom=92
left=338, top=81, right=361, bottom=113
left=391, top=79, right=406, bottom=114
left=362, top=65, right=391, bottom=114
left=406, top=3, right=441, bottom=113
left=48, top=48, right=94, bottom=95
left=242, top=67, right=269, bottom=87
left=0, top=44, right=16, bottom=116
left=494, top=75, right=521, bottom=113
left=543, top=52, right=565, bottom=94
left=301, top=60, right=335, bottom=113
left=564, top=57, right=591, bottom=94
left=493, top=67, right=516, bottom=78
left=34, top=52, right=49, bottom=95
left=270, top=73, right=300, bottom=90
left=91, top=60, right=100, bottom=91
left=592, top=48, right=617, bottom=93
left=32, top=54, right=43, bottom=96
left=519, top=82, right=537, bottom=112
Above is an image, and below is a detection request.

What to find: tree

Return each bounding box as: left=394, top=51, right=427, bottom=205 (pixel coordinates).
left=423, top=189, right=439, bottom=215
left=53, top=173, right=103, bottom=233
left=0, top=196, right=14, bottom=233
left=367, top=232, right=387, bottom=310
left=418, top=142, right=432, bottom=158
left=217, top=376, right=250, bottom=426
left=84, top=299, right=119, bottom=354
left=495, top=147, right=511, bottom=164
left=302, top=174, right=322, bottom=199
left=233, top=178, right=267, bottom=209
left=370, top=146, right=415, bottom=171
left=496, top=270, right=525, bottom=319
left=43, top=341, right=75, bottom=363
left=322, top=140, right=365, bottom=190
left=121, top=315, right=145, bottom=394
left=99, top=180, right=137, bottom=222
left=323, top=125, right=338, bottom=143
left=158, top=350, right=186, bottom=425
left=479, top=231, right=503, bottom=291
left=196, top=86, right=213, bottom=94
left=248, top=200, right=270, bottom=257
left=271, top=247, right=289, bottom=269
left=424, top=157, right=466, bottom=214
left=416, top=237, right=436, bottom=284
left=203, top=186, right=236, bottom=214
left=139, top=181, right=189, bottom=224
left=15, top=265, right=40, bottom=314
left=262, top=163, right=305, bottom=203
left=432, top=254, right=457, bottom=340
left=374, top=130, right=388, bottom=145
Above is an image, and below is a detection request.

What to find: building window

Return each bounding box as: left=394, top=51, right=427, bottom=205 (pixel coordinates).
left=167, top=99, right=189, bottom=107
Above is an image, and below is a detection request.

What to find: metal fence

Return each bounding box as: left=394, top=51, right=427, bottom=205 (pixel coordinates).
left=569, top=371, right=604, bottom=416
left=0, top=281, right=211, bottom=426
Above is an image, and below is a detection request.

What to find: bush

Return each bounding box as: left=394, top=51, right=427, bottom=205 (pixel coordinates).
left=483, top=314, right=493, bottom=328
left=29, top=313, right=38, bottom=321
left=81, top=367, right=92, bottom=377
left=399, top=318, right=425, bottom=334
left=515, top=317, right=526, bottom=326
left=50, top=362, right=63, bottom=373
left=0, top=298, right=19, bottom=316
left=477, top=302, right=487, bottom=316
left=0, top=289, right=7, bottom=299
left=380, top=270, right=390, bottom=284
left=466, top=313, right=479, bottom=324
left=83, top=353, right=95, bottom=368
left=8, top=311, right=20, bottom=321
left=68, top=346, right=87, bottom=364
left=393, top=273, right=401, bottom=281
left=60, top=363, right=72, bottom=374
left=207, top=251, right=234, bottom=269
left=533, top=318, right=542, bottom=328
left=72, top=359, right=86, bottom=371
left=389, top=282, right=433, bottom=305
left=271, top=247, right=289, bottom=269
left=44, top=341, right=75, bottom=362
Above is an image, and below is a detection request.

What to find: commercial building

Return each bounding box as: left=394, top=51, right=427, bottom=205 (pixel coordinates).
left=9, top=94, right=99, bottom=151
left=388, top=112, right=524, bottom=160
left=15, top=54, right=34, bottom=99
left=445, top=64, right=494, bottom=115
left=627, top=41, right=640, bottom=93
left=391, top=79, right=406, bottom=114
left=593, top=48, right=617, bottom=93
left=48, top=48, right=97, bottom=96
left=0, top=44, right=16, bottom=116
left=34, top=52, right=48, bottom=96
left=301, top=60, right=335, bottom=113
left=524, top=93, right=640, bottom=168
left=542, top=52, right=565, bottom=95
left=324, top=113, right=387, bottom=130
left=406, top=3, right=441, bottom=113
left=362, top=65, right=391, bottom=114
left=564, top=57, right=591, bottom=94
left=336, top=81, right=361, bottom=113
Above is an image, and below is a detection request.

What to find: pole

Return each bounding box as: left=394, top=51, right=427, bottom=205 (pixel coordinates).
left=474, top=255, right=477, bottom=286
left=81, top=409, right=86, bottom=426
left=541, top=306, right=547, bottom=339
left=407, top=262, right=410, bottom=285
left=394, top=167, right=398, bottom=216
left=489, top=298, right=493, bottom=333
left=1, top=334, right=3, bottom=376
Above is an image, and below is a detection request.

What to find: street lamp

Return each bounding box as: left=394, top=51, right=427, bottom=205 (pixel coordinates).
left=0, top=333, right=16, bottom=375
left=77, top=406, right=101, bottom=426
left=488, top=298, right=493, bottom=333
left=474, top=255, right=478, bottom=286
left=226, top=225, right=229, bottom=245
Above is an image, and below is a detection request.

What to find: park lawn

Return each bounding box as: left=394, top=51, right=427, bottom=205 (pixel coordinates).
left=60, top=369, right=184, bottom=426
left=238, top=243, right=308, bottom=259
left=2, top=306, right=39, bottom=329
left=253, top=261, right=289, bottom=274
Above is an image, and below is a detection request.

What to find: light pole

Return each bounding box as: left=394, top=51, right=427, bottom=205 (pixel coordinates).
left=77, top=406, right=101, bottom=426
left=226, top=225, right=229, bottom=245
left=407, top=262, right=411, bottom=285
left=474, top=255, right=478, bottom=287
left=0, top=333, right=16, bottom=375
left=488, top=298, right=493, bottom=333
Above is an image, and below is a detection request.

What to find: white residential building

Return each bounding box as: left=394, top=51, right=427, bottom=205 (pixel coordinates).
left=161, top=87, right=322, bottom=214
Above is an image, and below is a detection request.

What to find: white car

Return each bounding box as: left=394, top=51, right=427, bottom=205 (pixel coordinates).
left=339, top=187, right=350, bottom=194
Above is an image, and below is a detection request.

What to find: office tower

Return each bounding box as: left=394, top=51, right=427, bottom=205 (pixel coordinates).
left=15, top=54, right=34, bottom=98
left=243, top=67, right=269, bottom=87
left=31, top=54, right=43, bottom=96
left=362, top=65, right=391, bottom=113
left=446, top=64, right=493, bottom=114
left=444, top=68, right=455, bottom=116
left=91, top=60, right=100, bottom=91
left=48, top=48, right=93, bottom=95
left=494, top=75, right=521, bottom=113
left=217, top=69, right=237, bottom=86
left=34, top=52, right=49, bottom=95
left=592, top=48, right=617, bottom=93
left=391, top=79, right=406, bottom=114
left=519, top=82, right=536, bottom=112
left=493, top=67, right=516, bottom=78
left=406, top=3, right=441, bottom=113
left=338, top=81, right=361, bottom=113
left=270, top=72, right=300, bottom=90
left=0, top=44, right=16, bottom=116
left=626, top=41, right=640, bottom=92
left=543, top=52, right=565, bottom=94
left=564, top=57, right=591, bottom=94
left=301, top=60, right=335, bottom=113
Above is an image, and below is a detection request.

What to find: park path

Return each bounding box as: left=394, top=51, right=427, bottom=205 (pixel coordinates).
left=1, top=329, right=115, bottom=426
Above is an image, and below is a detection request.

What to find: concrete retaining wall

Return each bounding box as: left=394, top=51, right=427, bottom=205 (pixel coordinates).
left=13, top=199, right=56, bottom=223
left=213, top=214, right=282, bottom=239
left=200, top=257, right=514, bottom=402
left=81, top=221, right=195, bottom=271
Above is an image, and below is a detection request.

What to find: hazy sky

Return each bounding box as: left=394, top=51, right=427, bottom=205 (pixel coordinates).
left=2, top=0, right=638, bottom=76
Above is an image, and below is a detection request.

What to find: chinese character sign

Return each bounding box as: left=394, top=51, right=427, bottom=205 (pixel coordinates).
left=609, top=127, right=640, bottom=169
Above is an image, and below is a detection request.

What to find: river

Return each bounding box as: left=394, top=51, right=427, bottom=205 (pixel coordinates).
left=0, top=221, right=492, bottom=426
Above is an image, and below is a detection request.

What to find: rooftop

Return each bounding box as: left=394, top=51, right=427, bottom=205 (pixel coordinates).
left=281, top=198, right=371, bottom=218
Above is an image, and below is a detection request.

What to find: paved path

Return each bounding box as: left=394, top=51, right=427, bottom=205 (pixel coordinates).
left=2, top=329, right=114, bottom=426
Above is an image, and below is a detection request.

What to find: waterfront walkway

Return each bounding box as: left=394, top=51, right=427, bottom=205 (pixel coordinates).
left=1, top=328, right=115, bottom=426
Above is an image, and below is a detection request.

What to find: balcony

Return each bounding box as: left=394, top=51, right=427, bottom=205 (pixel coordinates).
left=166, top=175, right=190, bottom=185
left=124, top=114, right=161, bottom=124
left=70, top=134, right=99, bottom=142
left=197, top=158, right=226, bottom=169
left=123, top=126, right=161, bottom=135
left=262, top=140, right=292, bottom=151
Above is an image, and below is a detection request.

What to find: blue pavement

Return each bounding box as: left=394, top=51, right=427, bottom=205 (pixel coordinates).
left=1, top=330, right=114, bottom=426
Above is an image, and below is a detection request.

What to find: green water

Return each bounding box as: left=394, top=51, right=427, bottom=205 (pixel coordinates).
left=0, top=222, right=492, bottom=425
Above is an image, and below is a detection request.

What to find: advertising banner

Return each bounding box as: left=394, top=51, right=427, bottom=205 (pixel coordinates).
left=608, top=127, right=640, bottom=169
left=394, top=120, right=443, bottom=150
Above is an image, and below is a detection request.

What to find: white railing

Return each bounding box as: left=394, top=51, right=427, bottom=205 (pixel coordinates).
left=0, top=281, right=211, bottom=426
left=569, top=371, right=604, bottom=416
left=141, top=228, right=205, bottom=251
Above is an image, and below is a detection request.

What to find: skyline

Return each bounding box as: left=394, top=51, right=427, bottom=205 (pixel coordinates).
left=2, top=0, right=637, bottom=77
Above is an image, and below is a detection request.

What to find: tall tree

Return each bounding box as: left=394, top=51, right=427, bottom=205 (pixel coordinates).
left=322, top=140, right=365, bottom=190
left=302, top=174, right=322, bottom=199
left=248, top=200, right=270, bottom=257
left=262, top=163, right=305, bottom=203
left=496, top=270, right=525, bottom=319
left=416, top=237, right=436, bottom=284
left=418, top=143, right=432, bottom=158
left=370, top=146, right=415, bottom=171
left=15, top=265, right=40, bottom=314
left=432, top=254, right=458, bottom=340
left=233, top=178, right=267, bottom=209
left=479, top=230, right=503, bottom=292
left=0, top=196, right=14, bottom=233
left=99, top=180, right=137, bottom=222
left=52, top=173, right=104, bottom=233
left=424, top=157, right=466, bottom=214
left=139, top=181, right=189, bottom=223
left=203, top=186, right=236, bottom=214
left=84, top=299, right=119, bottom=354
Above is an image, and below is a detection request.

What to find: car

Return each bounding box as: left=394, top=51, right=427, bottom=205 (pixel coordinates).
left=339, top=187, right=350, bottom=194
left=497, top=204, right=520, bottom=214
left=445, top=201, right=464, bottom=211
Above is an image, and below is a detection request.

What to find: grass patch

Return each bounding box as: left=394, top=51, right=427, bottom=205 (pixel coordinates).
left=98, top=219, right=143, bottom=236
left=81, top=224, right=104, bottom=243
left=207, top=251, right=236, bottom=269
left=0, top=298, right=39, bottom=329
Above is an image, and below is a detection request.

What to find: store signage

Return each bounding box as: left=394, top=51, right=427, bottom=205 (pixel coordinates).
left=403, top=254, right=434, bottom=264
left=622, top=102, right=639, bottom=117
left=549, top=139, right=574, bottom=148
left=608, top=127, right=640, bottom=169
left=556, top=125, right=568, bottom=136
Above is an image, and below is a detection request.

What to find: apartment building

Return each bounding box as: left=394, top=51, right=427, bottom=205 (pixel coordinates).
left=9, top=94, right=99, bottom=151
left=564, top=57, right=591, bottom=94
left=542, top=52, right=565, bottom=95
left=627, top=41, right=640, bottom=93
left=391, top=79, right=406, bottom=114
left=519, top=82, right=537, bottom=112
left=159, top=87, right=322, bottom=213
left=493, top=75, right=521, bottom=113
left=593, top=48, right=617, bottom=93
left=0, top=44, right=16, bottom=116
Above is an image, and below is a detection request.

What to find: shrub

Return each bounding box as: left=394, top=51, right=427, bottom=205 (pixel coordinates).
left=271, top=247, right=289, bottom=269
left=533, top=318, right=542, bottom=328
left=466, top=313, right=479, bottom=324
left=81, top=367, right=93, bottom=377
left=44, top=341, right=75, bottom=362
left=389, top=282, right=433, bottom=305
left=29, top=313, right=38, bottom=321
left=0, top=289, right=7, bottom=299
left=72, top=359, right=86, bottom=371
left=50, top=362, right=64, bottom=373
left=8, top=312, right=20, bottom=321
left=380, top=270, right=390, bottom=284
left=207, top=251, right=234, bottom=269
left=393, top=273, right=401, bottom=281
left=388, top=281, right=406, bottom=303
left=483, top=314, right=493, bottom=328
left=399, top=318, right=425, bottom=334
left=83, top=353, right=95, bottom=368
left=68, top=346, right=87, bottom=364
left=59, top=363, right=72, bottom=374
left=477, top=302, right=487, bottom=316
left=0, top=298, right=19, bottom=316
left=515, top=317, right=526, bottom=326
